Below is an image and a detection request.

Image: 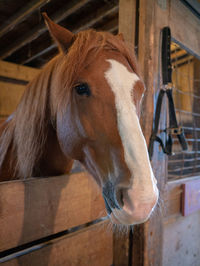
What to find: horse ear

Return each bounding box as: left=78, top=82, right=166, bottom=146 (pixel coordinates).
left=117, top=33, right=125, bottom=42
left=42, top=12, right=74, bottom=52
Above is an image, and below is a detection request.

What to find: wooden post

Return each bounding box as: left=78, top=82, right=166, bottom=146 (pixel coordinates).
left=119, top=0, right=137, bottom=44
left=133, top=0, right=169, bottom=265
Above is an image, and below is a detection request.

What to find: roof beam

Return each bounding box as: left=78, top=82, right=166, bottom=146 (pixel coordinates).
left=22, top=5, right=119, bottom=65
left=0, top=0, right=92, bottom=59
left=0, top=0, right=49, bottom=39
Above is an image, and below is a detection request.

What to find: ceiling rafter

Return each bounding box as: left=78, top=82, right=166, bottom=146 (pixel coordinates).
left=21, top=5, right=119, bottom=65
left=0, top=0, right=93, bottom=59
left=0, top=0, right=49, bottom=39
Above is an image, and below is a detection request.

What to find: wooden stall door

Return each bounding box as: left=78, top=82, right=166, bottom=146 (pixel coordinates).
left=132, top=1, right=200, bottom=265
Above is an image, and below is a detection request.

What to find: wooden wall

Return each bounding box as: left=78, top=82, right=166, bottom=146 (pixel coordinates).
left=0, top=60, right=39, bottom=119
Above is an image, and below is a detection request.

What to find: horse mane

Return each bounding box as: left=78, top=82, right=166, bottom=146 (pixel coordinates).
left=0, top=29, right=140, bottom=179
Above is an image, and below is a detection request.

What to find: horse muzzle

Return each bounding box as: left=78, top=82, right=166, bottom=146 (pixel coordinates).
left=102, top=180, right=159, bottom=225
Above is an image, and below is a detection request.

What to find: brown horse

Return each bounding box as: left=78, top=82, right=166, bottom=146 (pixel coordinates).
left=0, top=13, right=158, bottom=225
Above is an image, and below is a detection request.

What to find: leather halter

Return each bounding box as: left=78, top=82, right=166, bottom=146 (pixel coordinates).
left=148, top=27, right=188, bottom=160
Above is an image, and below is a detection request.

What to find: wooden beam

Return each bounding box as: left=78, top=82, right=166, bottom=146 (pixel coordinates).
left=0, top=172, right=105, bottom=251
left=0, top=0, right=93, bottom=59
left=77, top=5, right=119, bottom=32
left=100, top=17, right=118, bottom=33
left=0, top=60, right=39, bottom=81
left=0, top=0, right=49, bottom=39
left=23, top=44, right=56, bottom=64
left=21, top=6, right=119, bottom=65
left=119, top=0, right=137, bottom=45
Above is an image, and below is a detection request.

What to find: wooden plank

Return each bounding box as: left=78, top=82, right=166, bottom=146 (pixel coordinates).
left=0, top=82, right=25, bottom=116
left=182, top=180, right=200, bottom=216
left=0, top=172, right=105, bottom=251
left=164, top=176, right=200, bottom=218
left=1, top=221, right=113, bottom=266
left=113, top=231, right=130, bottom=266
left=0, top=60, right=39, bottom=81
left=169, top=1, right=200, bottom=58
left=119, top=0, right=136, bottom=45
left=0, top=0, right=49, bottom=38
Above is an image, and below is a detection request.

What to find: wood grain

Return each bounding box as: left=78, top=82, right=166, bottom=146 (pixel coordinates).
left=135, top=0, right=169, bottom=265
left=0, top=60, right=39, bottom=81
left=1, top=221, right=113, bottom=266
left=0, top=81, right=25, bottom=116
left=0, top=172, right=106, bottom=251
left=119, top=0, right=136, bottom=45
left=169, top=0, right=200, bottom=59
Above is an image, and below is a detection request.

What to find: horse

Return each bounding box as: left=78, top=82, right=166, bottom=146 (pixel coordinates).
left=0, top=13, right=158, bottom=225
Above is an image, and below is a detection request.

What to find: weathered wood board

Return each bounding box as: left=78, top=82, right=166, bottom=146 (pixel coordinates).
left=0, top=81, right=25, bottom=116
left=0, top=60, right=39, bottom=82
left=182, top=179, right=200, bottom=216
left=0, top=172, right=106, bottom=251
left=1, top=222, right=113, bottom=266
left=0, top=60, right=40, bottom=118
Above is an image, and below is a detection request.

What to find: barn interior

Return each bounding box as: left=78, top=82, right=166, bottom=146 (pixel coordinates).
left=0, top=1, right=200, bottom=266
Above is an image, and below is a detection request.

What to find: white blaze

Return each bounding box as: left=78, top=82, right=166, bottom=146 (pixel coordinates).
left=104, top=59, right=157, bottom=204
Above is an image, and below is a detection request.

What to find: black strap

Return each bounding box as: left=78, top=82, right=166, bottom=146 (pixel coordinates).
left=162, top=27, right=172, bottom=85
left=148, top=90, right=165, bottom=159
left=166, top=89, right=188, bottom=151
left=148, top=27, right=188, bottom=160
left=148, top=88, right=188, bottom=159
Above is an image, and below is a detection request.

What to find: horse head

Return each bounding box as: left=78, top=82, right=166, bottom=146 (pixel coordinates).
left=43, top=14, right=159, bottom=225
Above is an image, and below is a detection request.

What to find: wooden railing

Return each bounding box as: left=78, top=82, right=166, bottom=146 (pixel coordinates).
left=0, top=172, right=113, bottom=265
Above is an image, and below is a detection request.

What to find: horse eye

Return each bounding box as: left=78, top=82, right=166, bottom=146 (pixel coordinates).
left=74, top=83, right=91, bottom=97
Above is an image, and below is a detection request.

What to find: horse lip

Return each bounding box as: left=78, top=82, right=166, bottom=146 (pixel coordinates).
left=111, top=208, right=150, bottom=225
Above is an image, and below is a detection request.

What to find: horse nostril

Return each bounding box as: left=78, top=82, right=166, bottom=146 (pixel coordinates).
left=115, top=188, right=124, bottom=208
left=102, top=181, right=123, bottom=212
left=103, top=196, right=112, bottom=215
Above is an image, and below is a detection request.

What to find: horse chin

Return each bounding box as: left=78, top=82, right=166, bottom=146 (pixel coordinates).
left=110, top=209, right=151, bottom=225
left=109, top=196, right=158, bottom=225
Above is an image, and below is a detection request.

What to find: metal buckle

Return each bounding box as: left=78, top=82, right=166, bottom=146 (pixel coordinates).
left=166, top=127, right=183, bottom=135
left=163, top=83, right=173, bottom=91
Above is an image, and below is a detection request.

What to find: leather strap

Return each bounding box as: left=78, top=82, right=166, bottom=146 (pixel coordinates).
left=148, top=27, right=188, bottom=160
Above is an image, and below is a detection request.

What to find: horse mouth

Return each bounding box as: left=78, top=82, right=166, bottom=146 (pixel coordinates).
left=110, top=208, right=152, bottom=225
left=103, top=190, right=158, bottom=225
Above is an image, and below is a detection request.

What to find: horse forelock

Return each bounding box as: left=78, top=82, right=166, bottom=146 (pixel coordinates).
left=0, top=29, right=140, bottom=179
